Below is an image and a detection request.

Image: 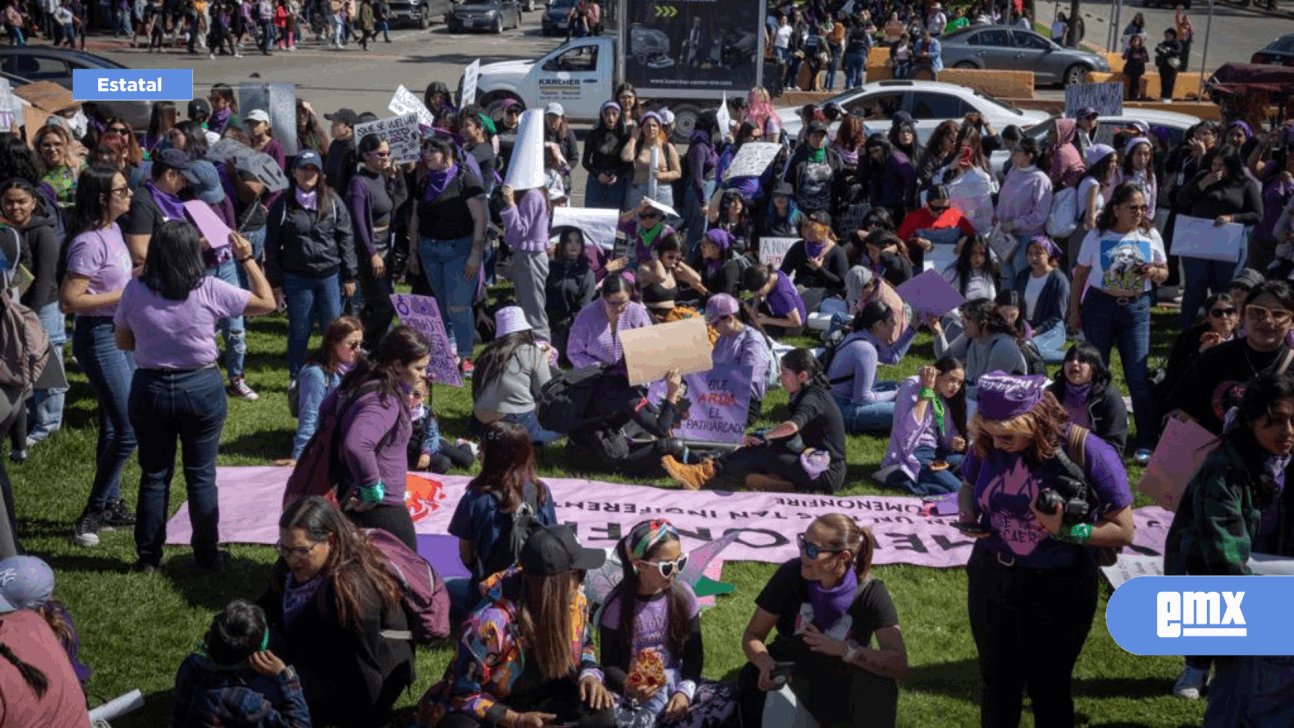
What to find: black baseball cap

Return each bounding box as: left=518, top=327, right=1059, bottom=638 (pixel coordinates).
left=807, top=209, right=832, bottom=227
left=520, top=526, right=605, bottom=576
left=187, top=97, right=211, bottom=121
left=807, top=120, right=829, bottom=135
left=325, top=108, right=360, bottom=127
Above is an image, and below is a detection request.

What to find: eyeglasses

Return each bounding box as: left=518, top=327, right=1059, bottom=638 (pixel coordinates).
left=1210, top=307, right=1238, bottom=317
left=367, top=151, right=390, bottom=159
left=1123, top=204, right=1149, bottom=212
left=107, top=126, right=131, bottom=134
left=642, top=553, right=689, bottom=579
left=1246, top=304, right=1294, bottom=324
left=797, top=533, right=845, bottom=560
left=274, top=541, right=324, bottom=559
left=605, top=297, right=630, bottom=309
left=109, top=186, right=132, bottom=198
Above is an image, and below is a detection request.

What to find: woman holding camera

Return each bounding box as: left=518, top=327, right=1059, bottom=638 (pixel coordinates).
left=737, top=513, right=909, bottom=728
left=957, top=372, right=1134, bottom=728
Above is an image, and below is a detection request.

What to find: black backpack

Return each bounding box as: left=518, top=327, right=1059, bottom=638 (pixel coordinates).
left=536, top=366, right=608, bottom=434
left=479, top=484, right=542, bottom=580
left=1019, top=338, right=1048, bottom=377
left=818, top=328, right=861, bottom=387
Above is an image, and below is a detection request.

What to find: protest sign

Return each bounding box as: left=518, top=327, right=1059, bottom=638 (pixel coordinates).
left=620, top=316, right=712, bottom=385
left=715, top=92, right=731, bottom=140
left=648, top=365, right=752, bottom=444
left=1100, top=553, right=1163, bottom=590
left=183, top=201, right=232, bottom=250
left=1173, top=215, right=1245, bottom=263
left=239, top=82, right=298, bottom=156
left=390, top=293, right=464, bottom=387
left=758, top=237, right=797, bottom=269
left=552, top=207, right=620, bottom=251
left=504, top=109, right=546, bottom=190
left=894, top=269, right=966, bottom=318
left=1064, top=82, right=1123, bottom=118
left=723, top=142, right=780, bottom=181
left=0, top=78, right=13, bottom=130
left=916, top=227, right=961, bottom=274
left=462, top=59, right=481, bottom=108
left=1138, top=412, right=1218, bottom=510
left=13, top=81, right=77, bottom=131
left=354, top=112, right=421, bottom=163
left=170, top=467, right=1176, bottom=570
left=389, top=84, right=436, bottom=128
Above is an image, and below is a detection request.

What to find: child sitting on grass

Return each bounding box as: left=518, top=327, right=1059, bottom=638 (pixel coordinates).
left=407, top=376, right=477, bottom=474
left=0, top=555, right=91, bottom=685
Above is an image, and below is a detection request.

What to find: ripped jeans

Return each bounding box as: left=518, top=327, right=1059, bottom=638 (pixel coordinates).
left=417, top=234, right=477, bottom=360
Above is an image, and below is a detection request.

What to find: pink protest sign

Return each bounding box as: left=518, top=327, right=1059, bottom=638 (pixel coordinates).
left=390, top=293, right=463, bottom=387
left=167, top=467, right=1173, bottom=569
left=183, top=201, right=232, bottom=250
left=894, top=268, right=966, bottom=318
left=647, top=365, right=752, bottom=444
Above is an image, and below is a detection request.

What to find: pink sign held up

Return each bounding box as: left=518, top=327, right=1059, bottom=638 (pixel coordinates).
left=391, top=293, right=463, bottom=387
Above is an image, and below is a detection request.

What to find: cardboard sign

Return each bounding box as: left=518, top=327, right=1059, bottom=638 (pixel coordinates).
left=390, top=293, right=464, bottom=387
left=723, top=142, right=780, bottom=181
left=758, top=237, right=797, bottom=270
left=0, top=78, right=14, bottom=131
left=1138, top=412, right=1219, bottom=511
left=12, top=81, right=78, bottom=113
left=504, top=109, right=546, bottom=190
left=239, top=82, right=298, bottom=156
left=389, top=84, right=436, bottom=128
left=894, top=269, right=966, bottom=318
left=354, top=112, right=420, bottom=164
left=552, top=207, right=620, bottom=251
left=1064, top=82, right=1123, bottom=118
left=183, top=201, right=232, bottom=250
left=620, top=316, right=713, bottom=386
left=1173, top=215, right=1245, bottom=263
left=647, top=364, right=752, bottom=444
left=209, top=139, right=289, bottom=192
left=462, top=59, right=481, bottom=108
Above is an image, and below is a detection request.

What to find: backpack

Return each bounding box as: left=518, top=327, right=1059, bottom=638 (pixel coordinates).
left=1019, top=338, right=1048, bottom=377
left=365, top=528, right=452, bottom=644
left=1046, top=186, right=1080, bottom=238
left=817, top=328, right=861, bottom=387
left=0, top=276, right=50, bottom=394
left=536, top=365, right=608, bottom=434
left=282, top=382, right=382, bottom=509
left=478, top=484, right=543, bottom=581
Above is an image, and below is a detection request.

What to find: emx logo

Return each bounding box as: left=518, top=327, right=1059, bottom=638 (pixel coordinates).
left=1156, top=591, right=1246, bottom=638
left=1107, top=576, right=1294, bottom=655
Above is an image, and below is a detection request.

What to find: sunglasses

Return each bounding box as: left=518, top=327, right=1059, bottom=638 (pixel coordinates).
left=274, top=541, right=324, bottom=559
left=107, top=126, right=131, bottom=134
left=641, top=553, right=689, bottom=579
left=797, top=533, right=845, bottom=560
left=1246, top=304, right=1294, bottom=324
left=1210, top=307, right=1238, bottom=317
left=367, top=151, right=390, bottom=159
left=639, top=211, right=661, bottom=220
left=1123, top=204, right=1149, bottom=212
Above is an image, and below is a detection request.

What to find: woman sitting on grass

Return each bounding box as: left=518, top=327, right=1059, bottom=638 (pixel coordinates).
left=277, top=315, right=365, bottom=467
left=879, top=358, right=968, bottom=496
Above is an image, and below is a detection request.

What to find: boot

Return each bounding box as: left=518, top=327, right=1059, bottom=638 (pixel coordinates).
left=661, top=456, right=716, bottom=491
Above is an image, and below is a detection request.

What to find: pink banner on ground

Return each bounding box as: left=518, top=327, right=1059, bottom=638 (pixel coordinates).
left=167, top=467, right=1172, bottom=569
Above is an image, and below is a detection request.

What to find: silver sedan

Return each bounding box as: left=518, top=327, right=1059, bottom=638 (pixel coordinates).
left=939, top=26, right=1111, bottom=87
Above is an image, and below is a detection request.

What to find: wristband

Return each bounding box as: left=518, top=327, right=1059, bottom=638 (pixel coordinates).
left=358, top=481, right=385, bottom=506
left=237, top=256, right=255, bottom=264
left=1056, top=522, right=1092, bottom=545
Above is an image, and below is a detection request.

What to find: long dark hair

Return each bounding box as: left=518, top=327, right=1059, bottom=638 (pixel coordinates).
left=601, top=272, right=633, bottom=299
left=172, top=119, right=210, bottom=160
left=473, top=329, right=539, bottom=400
left=610, top=520, right=692, bottom=662
left=935, top=356, right=968, bottom=436
left=995, top=289, right=1030, bottom=340
left=0, top=135, right=43, bottom=185
left=467, top=420, right=547, bottom=511
left=1058, top=341, right=1112, bottom=390
left=273, top=497, right=402, bottom=629
left=961, top=297, right=1014, bottom=337
left=147, top=101, right=178, bottom=147
left=339, top=326, right=431, bottom=404
left=781, top=347, right=828, bottom=390
left=1225, top=371, right=1294, bottom=503
left=68, top=164, right=123, bottom=238
left=1096, top=182, right=1153, bottom=233
left=0, top=640, right=48, bottom=699
left=288, top=165, right=336, bottom=224
left=140, top=220, right=207, bottom=300
left=306, top=315, right=364, bottom=375
left=947, top=234, right=998, bottom=295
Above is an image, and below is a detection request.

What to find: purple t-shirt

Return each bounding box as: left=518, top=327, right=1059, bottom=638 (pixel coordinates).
left=114, top=277, right=250, bottom=369
left=765, top=272, right=807, bottom=325
left=64, top=224, right=133, bottom=318
left=959, top=428, right=1133, bottom=569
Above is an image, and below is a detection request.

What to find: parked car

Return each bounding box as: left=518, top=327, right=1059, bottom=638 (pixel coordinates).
left=776, top=79, right=1049, bottom=144
left=940, top=25, right=1111, bottom=87
left=388, top=0, right=454, bottom=28
left=988, top=108, right=1202, bottom=176
left=0, top=46, right=151, bottom=129
left=541, top=0, right=576, bottom=35
left=1253, top=34, right=1294, bottom=66
left=448, top=0, right=523, bottom=32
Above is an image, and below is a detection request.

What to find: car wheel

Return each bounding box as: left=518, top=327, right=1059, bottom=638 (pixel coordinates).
left=954, top=61, right=978, bottom=69
left=418, top=3, right=429, bottom=28
left=493, top=15, right=503, bottom=32
left=1063, top=64, right=1089, bottom=87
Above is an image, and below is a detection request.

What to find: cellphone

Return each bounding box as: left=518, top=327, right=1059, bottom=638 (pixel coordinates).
left=770, top=661, right=795, bottom=687
left=959, top=146, right=973, bottom=163
left=951, top=521, right=998, bottom=536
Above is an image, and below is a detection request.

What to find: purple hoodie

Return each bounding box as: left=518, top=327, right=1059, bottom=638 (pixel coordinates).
left=995, top=164, right=1053, bottom=236
left=881, top=375, right=961, bottom=483
left=1049, top=119, right=1086, bottom=190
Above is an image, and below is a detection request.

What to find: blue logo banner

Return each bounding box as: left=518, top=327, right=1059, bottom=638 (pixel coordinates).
left=72, top=69, right=193, bottom=101
left=1107, top=576, right=1294, bottom=655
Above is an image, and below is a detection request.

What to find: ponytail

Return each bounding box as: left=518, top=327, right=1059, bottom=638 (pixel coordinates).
left=781, top=347, right=829, bottom=390
left=0, top=642, right=49, bottom=699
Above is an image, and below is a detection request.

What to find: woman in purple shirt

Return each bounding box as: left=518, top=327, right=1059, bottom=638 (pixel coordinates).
left=499, top=182, right=551, bottom=342
left=742, top=263, right=806, bottom=337
left=59, top=166, right=140, bottom=549
left=324, top=325, right=431, bottom=550
left=566, top=274, right=652, bottom=370
left=115, top=221, right=276, bottom=572
left=880, top=358, right=967, bottom=495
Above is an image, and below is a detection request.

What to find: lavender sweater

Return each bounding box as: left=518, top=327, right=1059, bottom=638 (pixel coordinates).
left=825, top=330, right=908, bottom=405
left=712, top=325, right=770, bottom=402
left=882, top=375, right=962, bottom=482
left=333, top=386, right=413, bottom=507
left=995, top=165, right=1053, bottom=236
left=500, top=188, right=549, bottom=253
left=567, top=299, right=653, bottom=369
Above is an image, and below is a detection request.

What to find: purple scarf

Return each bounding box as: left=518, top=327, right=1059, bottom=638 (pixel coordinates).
left=210, top=107, right=232, bottom=134
left=805, top=240, right=827, bottom=259
left=146, top=181, right=186, bottom=221
left=807, top=568, right=857, bottom=632
left=423, top=163, right=458, bottom=204
left=1064, top=383, right=1093, bottom=428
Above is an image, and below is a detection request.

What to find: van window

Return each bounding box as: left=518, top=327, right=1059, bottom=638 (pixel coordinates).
left=542, top=44, right=599, bottom=72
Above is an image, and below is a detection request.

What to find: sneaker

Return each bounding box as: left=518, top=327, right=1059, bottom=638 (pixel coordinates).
left=100, top=500, right=136, bottom=529
left=9, top=449, right=26, bottom=463
left=72, top=511, right=102, bottom=547
left=1133, top=448, right=1153, bottom=466
left=1173, top=665, right=1209, bottom=700
left=131, top=559, right=160, bottom=574
left=460, top=359, right=475, bottom=377
left=228, top=377, right=259, bottom=401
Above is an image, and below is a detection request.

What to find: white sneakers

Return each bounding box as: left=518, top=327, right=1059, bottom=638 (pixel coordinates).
left=1172, top=664, right=1209, bottom=700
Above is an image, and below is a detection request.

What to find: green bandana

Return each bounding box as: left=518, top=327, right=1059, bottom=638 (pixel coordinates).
left=808, top=147, right=826, bottom=164
left=640, top=220, right=664, bottom=250
left=477, top=113, right=497, bottom=136
left=919, top=387, right=946, bottom=435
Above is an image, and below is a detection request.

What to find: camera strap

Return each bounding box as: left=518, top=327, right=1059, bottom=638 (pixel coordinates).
left=1051, top=425, right=1091, bottom=491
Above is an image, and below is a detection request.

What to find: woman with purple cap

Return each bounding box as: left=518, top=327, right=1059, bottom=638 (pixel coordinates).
left=1225, top=120, right=1257, bottom=160
left=958, top=371, right=1134, bottom=728
left=582, top=100, right=632, bottom=211
left=691, top=228, right=744, bottom=300
left=707, top=293, right=772, bottom=425
left=1011, top=235, right=1070, bottom=363
left=471, top=306, right=559, bottom=446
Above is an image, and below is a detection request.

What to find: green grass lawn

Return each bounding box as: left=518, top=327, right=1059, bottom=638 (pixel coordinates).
left=9, top=304, right=1207, bottom=727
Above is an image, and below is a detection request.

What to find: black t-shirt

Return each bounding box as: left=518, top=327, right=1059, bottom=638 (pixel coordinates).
left=119, top=185, right=176, bottom=238
left=467, top=142, right=497, bottom=181
left=789, top=385, right=847, bottom=461
left=416, top=168, right=486, bottom=241
left=1171, top=339, right=1291, bottom=436
left=756, top=559, right=898, bottom=647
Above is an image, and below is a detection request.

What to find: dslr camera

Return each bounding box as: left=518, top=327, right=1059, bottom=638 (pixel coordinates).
left=1033, top=472, right=1091, bottom=526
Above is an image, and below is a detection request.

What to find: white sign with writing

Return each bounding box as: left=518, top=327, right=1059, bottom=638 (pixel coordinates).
left=389, top=85, right=436, bottom=128
left=462, top=59, right=481, bottom=108
left=354, top=112, right=421, bottom=164
left=723, top=141, right=780, bottom=181
left=758, top=237, right=797, bottom=270
left=1064, top=82, right=1123, bottom=118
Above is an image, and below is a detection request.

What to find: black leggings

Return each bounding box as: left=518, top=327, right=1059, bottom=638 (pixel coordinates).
left=437, top=678, right=616, bottom=728
left=737, top=636, right=897, bottom=728
left=347, top=503, right=416, bottom=551
left=715, top=442, right=843, bottom=493
left=429, top=440, right=475, bottom=473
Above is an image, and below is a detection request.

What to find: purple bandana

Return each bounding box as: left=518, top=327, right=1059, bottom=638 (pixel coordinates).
left=423, top=163, right=459, bottom=204
left=977, top=372, right=1049, bottom=421
left=146, top=181, right=186, bottom=222
left=294, top=187, right=318, bottom=211
left=805, top=240, right=827, bottom=259
left=807, top=566, right=856, bottom=631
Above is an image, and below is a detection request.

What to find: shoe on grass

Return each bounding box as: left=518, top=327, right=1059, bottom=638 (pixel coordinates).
left=660, top=456, right=716, bottom=491
left=1133, top=448, right=1153, bottom=466
left=100, top=500, right=136, bottom=529
left=228, top=377, right=259, bottom=401
left=72, top=511, right=103, bottom=547
left=1173, top=665, right=1209, bottom=700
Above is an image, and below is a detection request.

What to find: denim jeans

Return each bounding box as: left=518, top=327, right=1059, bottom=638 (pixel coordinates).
left=584, top=173, right=625, bottom=211
left=505, top=410, right=562, bottom=446
left=206, top=257, right=246, bottom=380
left=825, top=46, right=841, bottom=90
left=26, top=302, right=67, bottom=442
left=835, top=381, right=900, bottom=434
left=378, top=19, right=389, bottom=40
left=681, top=181, right=714, bottom=257
left=844, top=51, right=867, bottom=88
left=283, top=272, right=342, bottom=379
left=1033, top=322, right=1068, bottom=363
left=1081, top=290, right=1155, bottom=449
left=72, top=316, right=137, bottom=513
left=329, top=14, right=344, bottom=44
left=259, top=18, right=275, bottom=51
left=1001, top=232, right=1034, bottom=288
left=418, top=235, right=477, bottom=360
left=129, top=366, right=227, bottom=567
left=885, top=446, right=964, bottom=495
left=1179, top=256, right=1236, bottom=331
left=235, top=227, right=266, bottom=290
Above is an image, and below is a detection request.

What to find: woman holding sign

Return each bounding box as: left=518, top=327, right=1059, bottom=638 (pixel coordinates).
left=706, top=294, right=772, bottom=425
